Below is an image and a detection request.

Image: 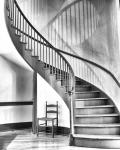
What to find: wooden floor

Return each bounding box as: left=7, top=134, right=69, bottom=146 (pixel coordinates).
left=0, top=129, right=117, bottom=150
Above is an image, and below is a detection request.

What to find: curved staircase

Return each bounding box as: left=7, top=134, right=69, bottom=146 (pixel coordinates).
left=71, top=78, right=120, bottom=149
left=5, top=0, right=120, bottom=149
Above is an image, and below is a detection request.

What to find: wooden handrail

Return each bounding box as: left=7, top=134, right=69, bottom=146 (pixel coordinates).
left=5, top=0, right=75, bottom=93
left=12, top=23, right=120, bottom=88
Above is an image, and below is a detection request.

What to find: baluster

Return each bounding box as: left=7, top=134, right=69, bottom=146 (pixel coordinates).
left=40, top=37, right=41, bottom=60
left=54, top=21, right=56, bottom=47
left=43, top=40, right=45, bottom=63
left=60, top=56, right=62, bottom=80
left=86, top=0, right=89, bottom=38
left=90, top=1, right=93, bottom=35
left=58, top=16, right=60, bottom=49
left=16, top=7, right=18, bottom=34
left=74, top=3, right=77, bottom=44
left=10, top=0, right=13, bottom=19
left=12, top=2, right=15, bottom=25
left=51, top=48, right=53, bottom=74
left=61, top=15, right=63, bottom=50
left=25, top=21, right=27, bottom=44
left=49, top=47, right=50, bottom=69
left=70, top=7, right=72, bottom=45
left=65, top=63, right=67, bottom=91
left=65, top=10, right=68, bottom=45
left=45, top=44, right=48, bottom=68
left=31, top=27, right=33, bottom=52
left=83, top=0, right=85, bottom=41
left=37, top=34, right=39, bottom=57
left=78, top=2, right=81, bottom=43
left=34, top=30, right=35, bottom=56
left=28, top=25, right=30, bottom=50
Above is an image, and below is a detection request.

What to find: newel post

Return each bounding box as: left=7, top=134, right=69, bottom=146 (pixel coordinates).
left=32, top=71, right=37, bottom=134
left=68, top=89, right=74, bottom=146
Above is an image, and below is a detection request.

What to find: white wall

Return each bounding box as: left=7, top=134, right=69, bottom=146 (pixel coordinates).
left=37, top=75, right=70, bottom=128
left=0, top=0, right=33, bottom=124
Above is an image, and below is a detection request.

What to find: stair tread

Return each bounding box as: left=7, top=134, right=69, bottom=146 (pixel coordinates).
left=75, top=91, right=99, bottom=94
left=75, top=114, right=119, bottom=117
left=73, top=134, right=120, bottom=139
left=25, top=49, right=32, bottom=51
left=75, top=105, right=114, bottom=109
left=75, top=97, right=107, bottom=101
left=74, top=124, right=120, bottom=127
left=75, top=84, right=90, bottom=87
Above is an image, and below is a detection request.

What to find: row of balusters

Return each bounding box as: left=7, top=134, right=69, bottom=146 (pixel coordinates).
left=6, top=0, right=75, bottom=92
left=47, top=0, right=105, bottom=53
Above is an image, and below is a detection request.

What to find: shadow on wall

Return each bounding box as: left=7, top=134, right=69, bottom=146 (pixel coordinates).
left=0, top=54, right=33, bottom=102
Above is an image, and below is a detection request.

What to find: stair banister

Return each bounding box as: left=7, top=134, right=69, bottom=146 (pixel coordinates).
left=41, top=0, right=102, bottom=52
left=5, top=0, right=75, bottom=135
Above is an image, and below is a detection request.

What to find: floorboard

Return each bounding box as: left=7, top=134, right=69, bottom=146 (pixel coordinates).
left=0, top=129, right=117, bottom=150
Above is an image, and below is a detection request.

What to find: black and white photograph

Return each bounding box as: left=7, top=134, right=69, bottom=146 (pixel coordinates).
left=0, top=0, right=120, bottom=149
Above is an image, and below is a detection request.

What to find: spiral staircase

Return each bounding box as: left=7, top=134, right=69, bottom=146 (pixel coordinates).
left=5, top=0, right=120, bottom=149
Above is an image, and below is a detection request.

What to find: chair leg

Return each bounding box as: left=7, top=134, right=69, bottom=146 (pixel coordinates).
left=37, top=119, right=39, bottom=137
left=52, top=120, right=54, bottom=138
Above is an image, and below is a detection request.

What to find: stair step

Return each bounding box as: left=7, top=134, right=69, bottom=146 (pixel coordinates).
left=74, top=123, right=120, bottom=135
left=73, top=133, right=120, bottom=139
left=75, top=91, right=99, bottom=94
left=72, top=134, right=120, bottom=148
left=74, top=114, right=119, bottom=124
left=25, top=49, right=32, bottom=51
left=75, top=105, right=115, bottom=115
left=75, top=114, right=119, bottom=117
left=75, top=91, right=100, bottom=99
left=74, top=123, right=120, bottom=127
left=75, top=105, right=114, bottom=108
left=75, top=97, right=107, bottom=101
left=75, top=85, right=91, bottom=92
left=75, top=98, right=108, bottom=107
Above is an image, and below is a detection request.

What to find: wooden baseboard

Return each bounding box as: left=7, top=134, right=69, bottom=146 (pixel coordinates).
left=0, top=122, right=32, bottom=131
left=0, top=123, right=70, bottom=135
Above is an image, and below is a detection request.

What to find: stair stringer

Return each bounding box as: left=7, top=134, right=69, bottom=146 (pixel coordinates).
left=5, top=10, right=69, bottom=108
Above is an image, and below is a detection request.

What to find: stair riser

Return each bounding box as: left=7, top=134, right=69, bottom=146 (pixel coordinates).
left=76, top=81, right=87, bottom=85
left=74, top=127, right=120, bottom=135
left=75, top=107, right=115, bottom=115
left=75, top=116, right=119, bottom=124
left=75, top=86, right=91, bottom=92
left=75, top=92, right=100, bottom=99
left=75, top=99, right=108, bottom=107
left=72, top=138, right=120, bottom=149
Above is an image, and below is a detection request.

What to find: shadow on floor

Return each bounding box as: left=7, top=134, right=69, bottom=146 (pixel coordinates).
left=0, top=134, right=17, bottom=150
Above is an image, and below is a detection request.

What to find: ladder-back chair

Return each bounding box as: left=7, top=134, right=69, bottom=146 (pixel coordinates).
left=37, top=101, right=58, bottom=138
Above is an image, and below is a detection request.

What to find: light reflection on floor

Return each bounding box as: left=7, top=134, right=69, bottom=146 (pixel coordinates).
left=0, top=129, right=117, bottom=150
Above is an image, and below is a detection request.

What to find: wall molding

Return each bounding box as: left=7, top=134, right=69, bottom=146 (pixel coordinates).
left=0, top=122, right=70, bottom=135
left=0, top=101, right=33, bottom=106
left=0, top=122, right=32, bottom=131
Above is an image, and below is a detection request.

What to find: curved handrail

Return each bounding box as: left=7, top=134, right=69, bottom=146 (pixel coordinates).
left=5, top=0, right=75, bottom=93
left=8, top=23, right=120, bottom=88
left=52, top=48, right=120, bottom=88
left=5, top=0, right=76, bottom=136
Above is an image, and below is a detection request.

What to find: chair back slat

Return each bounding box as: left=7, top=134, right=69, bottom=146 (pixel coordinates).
left=47, top=110, right=57, bottom=114
left=46, top=101, right=58, bottom=125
